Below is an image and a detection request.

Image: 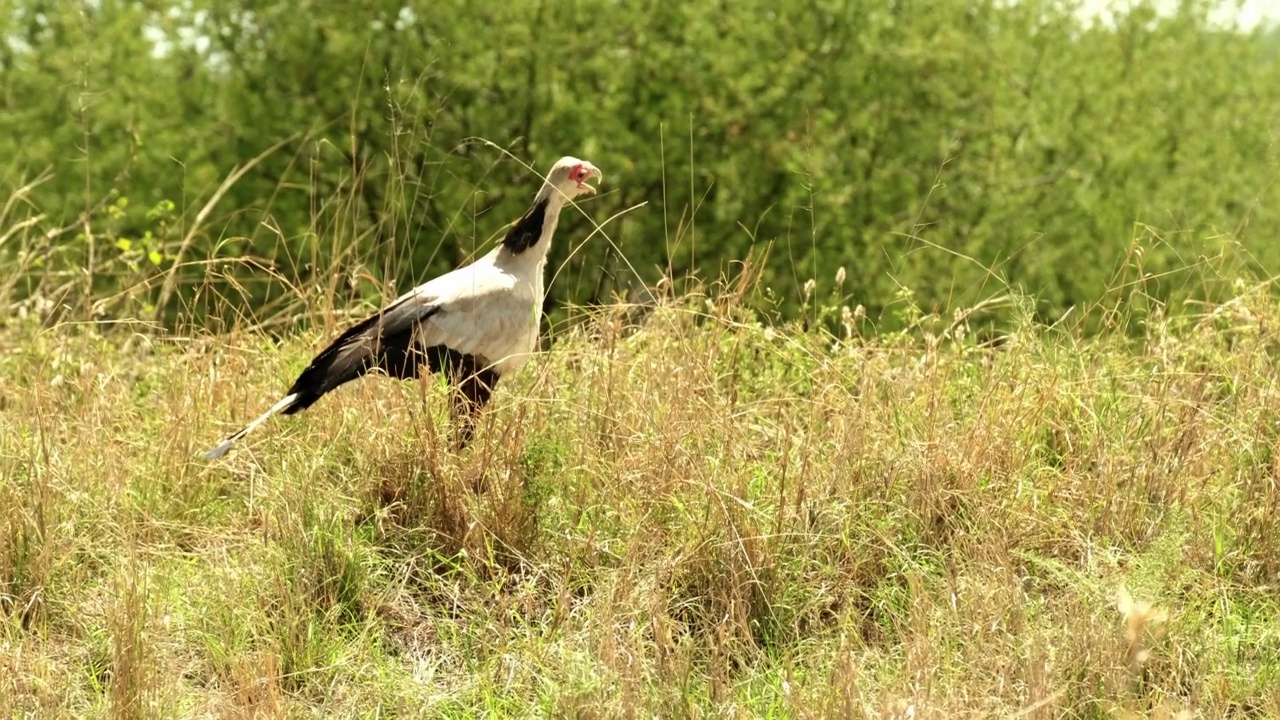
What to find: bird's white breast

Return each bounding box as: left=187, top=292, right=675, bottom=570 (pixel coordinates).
left=410, top=251, right=546, bottom=378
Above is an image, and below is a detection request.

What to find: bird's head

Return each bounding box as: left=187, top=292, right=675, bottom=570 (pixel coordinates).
left=541, top=156, right=603, bottom=202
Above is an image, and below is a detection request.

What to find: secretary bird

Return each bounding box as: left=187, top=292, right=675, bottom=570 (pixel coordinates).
left=204, top=156, right=603, bottom=460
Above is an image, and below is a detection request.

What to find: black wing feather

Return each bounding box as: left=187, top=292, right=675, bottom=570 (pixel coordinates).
left=283, top=295, right=441, bottom=414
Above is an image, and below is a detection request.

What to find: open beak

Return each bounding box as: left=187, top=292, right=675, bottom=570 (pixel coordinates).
left=579, top=165, right=603, bottom=194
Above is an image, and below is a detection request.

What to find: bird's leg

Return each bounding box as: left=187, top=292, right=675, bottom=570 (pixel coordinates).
left=449, top=369, right=496, bottom=451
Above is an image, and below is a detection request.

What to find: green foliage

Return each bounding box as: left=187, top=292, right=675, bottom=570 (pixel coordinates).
left=2, top=0, right=1279, bottom=331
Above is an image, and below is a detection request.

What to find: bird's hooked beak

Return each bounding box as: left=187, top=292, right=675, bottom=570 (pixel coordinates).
left=577, top=164, right=603, bottom=195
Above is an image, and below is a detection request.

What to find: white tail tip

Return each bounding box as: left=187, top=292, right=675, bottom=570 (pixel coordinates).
left=204, top=439, right=234, bottom=460
left=202, top=393, right=300, bottom=461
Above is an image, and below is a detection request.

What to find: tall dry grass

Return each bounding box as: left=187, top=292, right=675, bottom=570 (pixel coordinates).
left=3, top=246, right=1280, bottom=717
left=2, top=147, right=1279, bottom=717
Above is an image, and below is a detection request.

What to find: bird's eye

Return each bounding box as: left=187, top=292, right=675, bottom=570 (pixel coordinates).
left=569, top=165, right=585, bottom=182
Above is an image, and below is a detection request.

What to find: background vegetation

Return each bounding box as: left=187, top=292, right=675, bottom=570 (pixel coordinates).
left=4, top=0, right=1280, bottom=333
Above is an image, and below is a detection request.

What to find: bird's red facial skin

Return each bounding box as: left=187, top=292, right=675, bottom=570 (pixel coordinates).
left=570, top=164, right=588, bottom=186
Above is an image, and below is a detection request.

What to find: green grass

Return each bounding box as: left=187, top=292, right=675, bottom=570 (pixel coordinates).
left=3, top=283, right=1280, bottom=718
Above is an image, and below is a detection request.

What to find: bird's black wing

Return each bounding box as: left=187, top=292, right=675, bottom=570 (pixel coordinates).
left=282, top=291, right=442, bottom=414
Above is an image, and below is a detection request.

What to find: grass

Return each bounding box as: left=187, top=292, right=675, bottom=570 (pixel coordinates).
left=3, top=262, right=1280, bottom=718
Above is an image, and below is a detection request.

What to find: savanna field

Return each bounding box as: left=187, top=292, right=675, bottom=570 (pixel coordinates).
left=6, top=0, right=1280, bottom=717
left=4, top=274, right=1280, bottom=717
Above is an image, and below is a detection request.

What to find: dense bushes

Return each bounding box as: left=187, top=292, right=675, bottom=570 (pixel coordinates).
left=2, top=0, right=1278, bottom=331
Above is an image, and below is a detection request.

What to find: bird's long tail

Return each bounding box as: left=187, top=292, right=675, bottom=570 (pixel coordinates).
left=203, top=393, right=300, bottom=460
